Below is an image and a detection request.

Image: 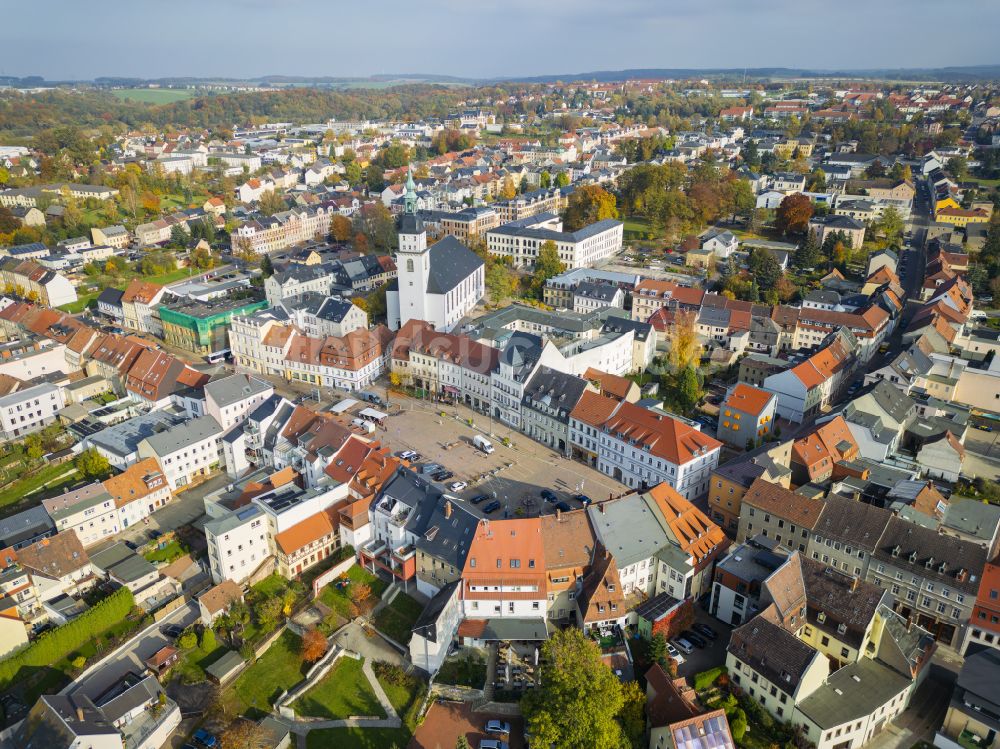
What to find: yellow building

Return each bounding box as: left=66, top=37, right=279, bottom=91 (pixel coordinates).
left=934, top=205, right=992, bottom=228
left=708, top=441, right=792, bottom=532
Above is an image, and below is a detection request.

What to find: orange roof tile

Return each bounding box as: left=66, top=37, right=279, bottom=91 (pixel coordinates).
left=723, top=384, right=775, bottom=417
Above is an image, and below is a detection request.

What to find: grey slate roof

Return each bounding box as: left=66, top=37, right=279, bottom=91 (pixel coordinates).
left=587, top=495, right=670, bottom=568
left=522, top=367, right=590, bottom=424
left=205, top=373, right=271, bottom=409
left=425, top=235, right=484, bottom=295
left=87, top=410, right=186, bottom=459
left=813, top=493, right=892, bottom=553
left=728, top=615, right=817, bottom=695
left=142, top=414, right=223, bottom=456
left=0, top=505, right=55, bottom=549
left=874, top=515, right=988, bottom=594
left=412, top=581, right=460, bottom=644
left=795, top=657, right=911, bottom=730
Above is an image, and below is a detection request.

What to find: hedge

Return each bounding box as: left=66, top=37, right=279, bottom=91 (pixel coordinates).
left=693, top=665, right=727, bottom=691
left=0, top=587, right=135, bottom=688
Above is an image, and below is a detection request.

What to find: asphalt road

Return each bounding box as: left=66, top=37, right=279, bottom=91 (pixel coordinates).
left=66, top=601, right=200, bottom=700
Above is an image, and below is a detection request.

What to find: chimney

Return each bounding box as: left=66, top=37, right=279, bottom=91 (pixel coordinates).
left=444, top=500, right=452, bottom=519
left=556, top=508, right=562, bottom=522
left=600, top=502, right=606, bottom=514
left=850, top=576, right=859, bottom=592
left=76, top=706, right=85, bottom=721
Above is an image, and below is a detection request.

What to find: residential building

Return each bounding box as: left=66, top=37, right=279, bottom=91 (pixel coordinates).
left=707, top=441, right=793, bottom=533
left=736, top=477, right=824, bottom=555
left=13, top=694, right=123, bottom=749
left=204, top=373, right=274, bottom=432
left=869, top=515, right=987, bottom=648
left=963, top=556, right=1000, bottom=655
left=91, top=224, right=131, bottom=249
left=716, top=384, right=777, bottom=449
left=520, top=367, right=592, bottom=456
left=486, top=217, right=624, bottom=270
left=0, top=258, right=77, bottom=307
left=461, top=517, right=548, bottom=620
left=137, top=415, right=224, bottom=490
left=808, top=214, right=867, bottom=248
left=198, top=579, right=244, bottom=625
left=103, top=457, right=172, bottom=532
left=0, top=382, right=64, bottom=439
left=42, top=483, right=119, bottom=548
left=710, top=537, right=786, bottom=626
left=935, top=649, right=1000, bottom=749
left=120, top=279, right=166, bottom=336
left=204, top=504, right=271, bottom=585
left=807, top=494, right=892, bottom=579
left=160, top=293, right=268, bottom=359
left=790, top=415, right=860, bottom=485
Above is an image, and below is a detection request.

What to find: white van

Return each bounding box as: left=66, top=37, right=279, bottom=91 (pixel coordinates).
left=473, top=435, right=495, bottom=454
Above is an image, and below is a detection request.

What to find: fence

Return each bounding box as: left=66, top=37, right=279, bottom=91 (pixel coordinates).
left=152, top=594, right=189, bottom=623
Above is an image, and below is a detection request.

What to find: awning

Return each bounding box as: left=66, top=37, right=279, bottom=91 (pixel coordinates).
left=442, top=385, right=460, bottom=395
left=358, top=407, right=388, bottom=421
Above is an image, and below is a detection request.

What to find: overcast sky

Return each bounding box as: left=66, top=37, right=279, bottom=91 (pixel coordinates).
left=5, top=0, right=999, bottom=81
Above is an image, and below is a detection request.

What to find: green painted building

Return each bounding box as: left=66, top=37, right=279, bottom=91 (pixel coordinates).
left=159, top=292, right=268, bottom=359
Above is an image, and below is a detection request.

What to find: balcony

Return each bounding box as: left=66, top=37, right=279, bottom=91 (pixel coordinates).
left=959, top=730, right=990, bottom=749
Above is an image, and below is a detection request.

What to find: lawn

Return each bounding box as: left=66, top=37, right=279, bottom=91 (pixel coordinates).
left=623, top=216, right=658, bottom=239
left=292, top=657, right=385, bottom=720
left=227, top=629, right=306, bottom=718
left=372, top=593, right=423, bottom=645
left=144, top=539, right=187, bottom=564
left=112, top=88, right=196, bottom=104
left=436, top=653, right=487, bottom=688
left=174, top=641, right=228, bottom=685
left=58, top=293, right=99, bottom=313
left=305, top=727, right=411, bottom=749
left=318, top=564, right=387, bottom=620
left=0, top=463, right=82, bottom=515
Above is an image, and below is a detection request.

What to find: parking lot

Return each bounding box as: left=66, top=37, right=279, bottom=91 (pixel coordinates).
left=384, top=399, right=626, bottom=518
left=672, top=609, right=733, bottom=678
left=410, top=701, right=525, bottom=749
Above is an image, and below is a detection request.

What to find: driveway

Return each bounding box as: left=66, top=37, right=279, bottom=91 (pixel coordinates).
left=331, top=620, right=405, bottom=667
left=867, top=667, right=954, bottom=749
left=674, top=610, right=733, bottom=678
left=410, top=701, right=525, bottom=749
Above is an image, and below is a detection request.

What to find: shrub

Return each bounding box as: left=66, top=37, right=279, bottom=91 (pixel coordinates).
left=730, top=708, right=748, bottom=741
left=178, top=631, right=197, bottom=650
left=71, top=656, right=86, bottom=670
left=0, top=587, right=134, bottom=689
left=200, top=628, right=216, bottom=651
left=693, top=666, right=727, bottom=691
left=373, top=660, right=411, bottom=688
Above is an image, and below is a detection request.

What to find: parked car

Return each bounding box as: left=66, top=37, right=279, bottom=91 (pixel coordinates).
left=192, top=729, right=217, bottom=748
left=421, top=463, right=442, bottom=475
left=693, top=623, right=718, bottom=640
left=148, top=529, right=162, bottom=540
left=554, top=501, right=572, bottom=513
left=671, top=638, right=695, bottom=655
left=976, top=423, right=994, bottom=432
left=483, top=500, right=501, bottom=514
left=486, top=720, right=511, bottom=736
left=448, top=481, right=468, bottom=492
left=573, top=494, right=592, bottom=506
left=161, top=624, right=184, bottom=639
left=666, top=642, right=686, bottom=666
left=540, top=489, right=558, bottom=503
left=479, top=740, right=509, bottom=749
left=124, top=540, right=139, bottom=551
left=470, top=493, right=489, bottom=505
left=682, top=630, right=707, bottom=648
left=398, top=450, right=416, bottom=460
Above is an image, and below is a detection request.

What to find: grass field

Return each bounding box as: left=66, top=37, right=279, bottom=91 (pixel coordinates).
left=292, top=657, right=385, bottom=720
left=112, top=88, right=196, bottom=104
left=318, top=565, right=388, bottom=620
left=372, top=593, right=423, bottom=645
left=60, top=266, right=198, bottom=314
left=227, top=629, right=306, bottom=719
left=0, top=463, right=82, bottom=515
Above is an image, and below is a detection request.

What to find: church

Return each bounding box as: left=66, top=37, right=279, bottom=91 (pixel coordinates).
left=386, top=171, right=485, bottom=332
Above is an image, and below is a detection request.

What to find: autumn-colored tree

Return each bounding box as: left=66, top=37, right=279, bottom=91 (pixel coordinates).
left=257, top=190, right=286, bottom=216
left=775, top=193, right=813, bottom=235
left=665, top=310, right=702, bottom=371
left=353, top=232, right=369, bottom=252
left=500, top=176, right=517, bottom=200
left=140, top=191, right=161, bottom=213
left=349, top=582, right=373, bottom=618
left=301, top=627, right=328, bottom=663
left=330, top=214, right=352, bottom=242
left=220, top=718, right=268, bottom=749
left=563, top=185, right=619, bottom=231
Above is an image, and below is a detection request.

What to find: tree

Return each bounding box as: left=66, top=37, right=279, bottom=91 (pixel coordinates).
left=201, top=628, right=217, bottom=652
left=365, top=164, right=385, bottom=192
left=878, top=205, right=904, bottom=243
left=619, top=680, right=646, bottom=749
left=253, top=596, right=284, bottom=632
left=729, top=708, right=748, bottom=741
left=671, top=365, right=703, bottom=415
left=0, top=206, right=19, bottom=234
left=349, top=582, right=373, bottom=618
left=665, top=310, right=702, bottom=372
left=554, top=172, right=570, bottom=188
left=258, top=190, right=286, bottom=216
left=531, top=240, right=565, bottom=294
left=500, top=176, right=517, bottom=200
left=75, top=448, right=110, bottom=479
left=301, top=627, right=328, bottom=663
left=649, top=633, right=668, bottom=666
left=353, top=202, right=396, bottom=251
left=485, top=261, right=518, bottom=305
left=806, top=168, right=827, bottom=192
left=775, top=193, right=814, bottom=235
left=563, top=185, right=618, bottom=231
left=540, top=171, right=552, bottom=189
left=947, top=156, right=969, bottom=181
left=24, top=434, right=43, bottom=461
left=748, top=247, right=782, bottom=291
left=344, top=161, right=363, bottom=186
left=522, top=628, right=626, bottom=749
left=220, top=718, right=268, bottom=749
left=259, top=254, right=274, bottom=278
left=795, top=229, right=822, bottom=269
left=330, top=214, right=352, bottom=242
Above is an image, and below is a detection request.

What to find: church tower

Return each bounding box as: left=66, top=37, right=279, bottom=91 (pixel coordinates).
left=395, top=166, right=430, bottom=326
